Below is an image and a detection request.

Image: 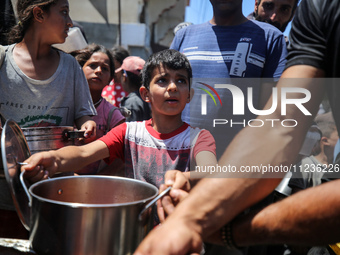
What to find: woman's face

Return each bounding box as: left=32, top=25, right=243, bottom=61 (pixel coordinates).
left=83, top=52, right=112, bottom=92
left=41, top=0, right=73, bottom=44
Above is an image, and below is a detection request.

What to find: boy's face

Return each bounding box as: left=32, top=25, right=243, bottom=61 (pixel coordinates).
left=140, top=64, right=191, bottom=118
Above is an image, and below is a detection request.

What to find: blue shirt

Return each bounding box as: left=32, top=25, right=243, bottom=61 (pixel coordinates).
left=171, top=20, right=287, bottom=158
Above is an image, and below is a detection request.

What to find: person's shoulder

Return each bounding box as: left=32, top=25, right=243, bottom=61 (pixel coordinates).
left=187, top=124, right=213, bottom=137
left=126, top=119, right=148, bottom=129
left=101, top=97, right=115, bottom=107
left=302, top=0, right=326, bottom=11
left=186, top=126, right=215, bottom=149
left=174, top=22, right=210, bottom=37
left=248, top=20, right=283, bottom=35
left=55, top=48, right=69, bottom=57
left=295, top=0, right=333, bottom=21
left=247, top=20, right=285, bottom=43
left=99, top=98, right=118, bottom=111
left=124, top=91, right=140, bottom=101
left=56, top=49, right=79, bottom=65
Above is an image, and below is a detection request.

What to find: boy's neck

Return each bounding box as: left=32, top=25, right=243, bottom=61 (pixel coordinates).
left=151, top=115, right=184, bottom=134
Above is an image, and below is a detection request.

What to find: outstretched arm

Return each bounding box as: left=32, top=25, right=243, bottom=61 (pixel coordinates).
left=22, top=140, right=109, bottom=182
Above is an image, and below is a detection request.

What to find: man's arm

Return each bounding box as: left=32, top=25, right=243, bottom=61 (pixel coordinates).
left=259, top=81, right=276, bottom=110
left=134, top=65, right=326, bottom=255
left=190, top=65, right=326, bottom=239
left=232, top=179, right=340, bottom=247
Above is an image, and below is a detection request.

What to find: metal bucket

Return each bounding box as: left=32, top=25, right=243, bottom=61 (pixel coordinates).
left=22, top=176, right=160, bottom=255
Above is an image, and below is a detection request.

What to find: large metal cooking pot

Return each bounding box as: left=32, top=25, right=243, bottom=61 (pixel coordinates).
left=1, top=120, right=168, bottom=255
left=22, top=176, right=160, bottom=255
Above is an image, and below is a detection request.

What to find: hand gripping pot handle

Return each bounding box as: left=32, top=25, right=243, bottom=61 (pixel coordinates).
left=63, top=130, right=85, bottom=139
left=139, top=186, right=172, bottom=221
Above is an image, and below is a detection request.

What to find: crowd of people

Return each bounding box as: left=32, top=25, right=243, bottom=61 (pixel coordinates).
left=1, top=0, right=340, bottom=254
left=135, top=0, right=340, bottom=255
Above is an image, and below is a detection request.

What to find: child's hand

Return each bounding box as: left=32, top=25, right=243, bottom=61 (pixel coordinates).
left=21, top=151, right=58, bottom=183
left=164, top=170, right=191, bottom=190
left=157, top=170, right=191, bottom=223
left=80, top=120, right=96, bottom=140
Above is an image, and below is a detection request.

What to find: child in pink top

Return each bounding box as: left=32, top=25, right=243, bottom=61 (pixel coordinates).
left=71, top=44, right=125, bottom=174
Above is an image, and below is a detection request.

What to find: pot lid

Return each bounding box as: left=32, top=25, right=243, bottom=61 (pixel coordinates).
left=1, top=119, right=31, bottom=230
left=0, top=113, right=5, bottom=127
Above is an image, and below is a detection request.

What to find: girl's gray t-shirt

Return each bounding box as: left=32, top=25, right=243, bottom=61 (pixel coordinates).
left=0, top=44, right=96, bottom=127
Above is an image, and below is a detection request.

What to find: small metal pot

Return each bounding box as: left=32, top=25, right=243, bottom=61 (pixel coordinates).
left=1, top=123, right=83, bottom=175
left=21, top=126, right=85, bottom=154
left=21, top=175, right=164, bottom=255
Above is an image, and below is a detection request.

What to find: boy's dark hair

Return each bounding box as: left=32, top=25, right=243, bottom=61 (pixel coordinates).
left=8, top=0, right=59, bottom=44
left=141, top=49, right=192, bottom=90
left=70, top=43, right=115, bottom=80
left=125, top=71, right=143, bottom=91
left=111, top=46, right=130, bottom=66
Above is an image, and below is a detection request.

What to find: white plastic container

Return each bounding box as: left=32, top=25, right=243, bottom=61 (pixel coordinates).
left=53, top=27, right=88, bottom=53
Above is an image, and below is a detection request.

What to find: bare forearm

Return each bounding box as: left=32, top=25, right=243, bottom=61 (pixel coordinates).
left=166, top=129, right=299, bottom=241
left=234, top=180, right=340, bottom=246
left=51, top=146, right=93, bottom=172
left=169, top=177, right=282, bottom=240
left=23, top=140, right=109, bottom=176
left=55, top=140, right=109, bottom=172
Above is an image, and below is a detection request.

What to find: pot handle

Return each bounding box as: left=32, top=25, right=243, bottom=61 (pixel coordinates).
left=63, top=130, right=85, bottom=139
left=20, top=170, right=32, bottom=207
left=0, top=112, right=6, bottom=127
left=138, top=186, right=172, bottom=221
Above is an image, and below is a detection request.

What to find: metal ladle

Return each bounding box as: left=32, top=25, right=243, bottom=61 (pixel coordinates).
left=138, top=186, right=172, bottom=221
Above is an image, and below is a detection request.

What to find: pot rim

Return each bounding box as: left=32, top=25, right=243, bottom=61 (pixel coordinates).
left=29, top=175, right=159, bottom=208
